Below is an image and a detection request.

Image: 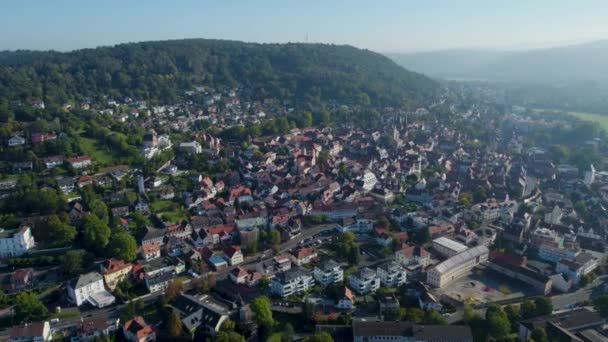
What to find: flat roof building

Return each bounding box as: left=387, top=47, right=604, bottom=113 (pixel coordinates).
left=427, top=245, right=489, bottom=288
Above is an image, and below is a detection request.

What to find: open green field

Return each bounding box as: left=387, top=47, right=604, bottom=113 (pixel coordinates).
left=79, top=136, right=115, bottom=164
left=565, top=111, right=608, bottom=132
left=536, top=108, right=608, bottom=132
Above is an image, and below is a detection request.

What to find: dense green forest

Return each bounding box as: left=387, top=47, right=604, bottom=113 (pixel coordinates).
left=0, top=39, right=438, bottom=107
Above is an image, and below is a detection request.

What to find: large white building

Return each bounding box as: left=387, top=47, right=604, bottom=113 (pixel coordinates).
left=348, top=267, right=381, bottom=295
left=313, top=259, right=343, bottom=287
left=432, top=237, right=468, bottom=258
left=427, top=245, right=489, bottom=288
left=270, top=267, right=315, bottom=298
left=0, top=225, right=35, bottom=258
left=376, top=262, right=407, bottom=287
left=67, top=272, right=115, bottom=308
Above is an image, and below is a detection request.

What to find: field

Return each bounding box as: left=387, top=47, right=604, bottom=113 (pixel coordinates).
left=537, top=109, right=608, bottom=132
left=78, top=136, right=115, bottom=165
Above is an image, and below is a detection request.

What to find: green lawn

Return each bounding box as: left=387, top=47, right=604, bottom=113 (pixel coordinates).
left=536, top=108, right=608, bottom=132
left=79, top=136, right=115, bottom=165
left=150, top=200, right=178, bottom=212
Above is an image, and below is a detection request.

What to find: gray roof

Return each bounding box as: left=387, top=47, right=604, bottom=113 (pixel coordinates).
left=275, top=267, right=309, bottom=282
left=319, top=259, right=341, bottom=272
left=432, top=245, right=489, bottom=275
left=70, top=272, right=102, bottom=289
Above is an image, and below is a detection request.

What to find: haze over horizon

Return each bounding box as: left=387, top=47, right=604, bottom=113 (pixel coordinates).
left=1, top=0, right=607, bottom=53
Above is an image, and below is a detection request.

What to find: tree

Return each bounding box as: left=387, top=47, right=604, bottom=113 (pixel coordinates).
left=270, top=229, right=281, bottom=246
left=458, top=192, right=473, bottom=208
left=423, top=310, right=447, bottom=325
left=463, top=305, right=478, bottom=323
left=45, top=215, right=76, bottom=246
left=594, top=295, right=608, bottom=317
left=107, top=232, right=137, bottom=261
left=14, top=291, right=48, bottom=323
left=163, top=279, right=184, bottom=304
left=305, top=332, right=334, bottom=342
left=60, top=250, right=85, bottom=275
left=216, top=331, right=246, bottom=342
left=520, top=300, right=537, bottom=319
left=167, top=312, right=182, bottom=337
left=282, top=323, right=295, bottom=342
left=82, top=214, right=111, bottom=252
left=90, top=199, right=109, bottom=223
left=404, top=308, right=424, bottom=323
left=220, top=319, right=236, bottom=332
left=486, top=304, right=511, bottom=339
left=411, top=227, right=431, bottom=244
left=533, top=297, right=553, bottom=316
left=531, top=327, right=549, bottom=342
left=0, top=290, right=8, bottom=309
left=251, top=296, right=274, bottom=333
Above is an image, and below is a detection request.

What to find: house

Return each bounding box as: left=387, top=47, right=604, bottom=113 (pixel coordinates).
left=352, top=321, right=473, bottom=342
left=7, top=135, right=26, bottom=147
left=179, top=141, right=203, bottom=154
left=395, top=245, right=431, bottom=269
left=8, top=321, right=51, bottom=342
left=336, top=287, right=355, bottom=310
left=67, top=272, right=115, bottom=308
left=31, top=133, right=57, bottom=144
left=378, top=294, right=400, bottom=314
left=72, top=316, right=120, bottom=342
left=141, top=242, right=161, bottom=261
left=170, top=293, right=230, bottom=336
left=123, top=316, right=156, bottom=342
left=42, top=155, right=64, bottom=169
left=101, top=259, right=133, bottom=291
left=223, top=245, right=244, bottom=266
left=208, top=255, right=228, bottom=271
left=229, top=267, right=262, bottom=287
left=376, top=262, right=407, bottom=287
left=57, top=177, right=75, bottom=193
left=68, top=155, right=92, bottom=169
left=145, top=269, right=173, bottom=293
left=348, top=267, right=381, bottom=295
left=270, top=267, right=315, bottom=298
left=313, top=259, right=344, bottom=287
left=135, top=199, right=150, bottom=213
left=291, top=247, right=317, bottom=266
left=0, top=225, right=36, bottom=258
left=556, top=252, right=599, bottom=285
left=7, top=268, right=34, bottom=293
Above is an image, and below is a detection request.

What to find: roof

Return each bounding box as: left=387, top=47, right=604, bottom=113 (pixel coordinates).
left=319, top=259, right=341, bottom=272
left=353, top=322, right=473, bottom=341
left=275, top=267, right=310, bottom=283
left=102, top=258, right=131, bottom=274
left=433, top=237, right=468, bottom=253
left=353, top=321, right=414, bottom=337
left=9, top=321, right=47, bottom=338
left=432, top=245, right=489, bottom=275
left=171, top=294, right=229, bottom=332
left=70, top=272, right=103, bottom=289
left=124, top=316, right=155, bottom=339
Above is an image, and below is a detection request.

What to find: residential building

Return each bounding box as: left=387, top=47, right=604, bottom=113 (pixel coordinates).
left=270, top=267, right=315, bottom=298
left=313, top=259, right=343, bottom=287
left=144, top=269, right=173, bottom=293
left=336, top=287, right=355, bottom=310
left=123, top=316, right=156, bottom=342
left=7, top=135, right=26, bottom=147
left=488, top=252, right=552, bottom=295
left=432, top=237, right=468, bottom=258
left=71, top=316, right=120, bottom=342
left=376, top=261, right=407, bottom=287
left=352, top=321, right=473, bottom=342
left=141, top=242, right=161, bottom=261
left=556, top=252, right=599, bottom=284
left=179, top=141, right=203, bottom=154
left=42, top=155, right=64, bottom=169
left=8, top=321, right=51, bottom=342
left=169, top=294, right=230, bottom=336
left=67, top=155, right=92, bottom=169
left=348, top=267, right=381, bottom=295
left=101, top=259, right=133, bottom=291
left=518, top=308, right=605, bottom=342
left=395, top=245, right=431, bottom=269
left=223, top=245, right=243, bottom=266
left=67, top=272, right=115, bottom=308
left=426, top=245, right=489, bottom=288
left=378, top=294, right=400, bottom=313
left=229, top=267, right=261, bottom=287
left=0, top=225, right=35, bottom=258
left=7, top=268, right=34, bottom=293
left=538, top=244, right=578, bottom=263
left=291, top=247, right=317, bottom=266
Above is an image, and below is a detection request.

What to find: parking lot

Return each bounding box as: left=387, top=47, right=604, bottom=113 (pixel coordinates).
left=438, top=267, right=534, bottom=306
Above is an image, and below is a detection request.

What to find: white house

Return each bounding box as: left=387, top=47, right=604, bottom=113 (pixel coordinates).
left=270, top=267, right=315, bottom=298
left=0, top=225, right=35, bottom=258
left=67, top=272, right=115, bottom=308
left=376, top=262, right=407, bottom=287
left=179, top=141, right=202, bottom=154
left=313, top=259, right=343, bottom=287
left=395, top=245, right=431, bottom=269
left=348, top=267, right=380, bottom=295
left=8, top=135, right=26, bottom=147
left=556, top=252, right=599, bottom=284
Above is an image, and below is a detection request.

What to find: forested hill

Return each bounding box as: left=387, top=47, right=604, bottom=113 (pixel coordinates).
left=0, top=39, right=438, bottom=107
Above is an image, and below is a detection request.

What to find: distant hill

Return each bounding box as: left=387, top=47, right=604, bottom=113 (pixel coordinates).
left=0, top=39, right=438, bottom=107
left=388, top=40, right=608, bottom=85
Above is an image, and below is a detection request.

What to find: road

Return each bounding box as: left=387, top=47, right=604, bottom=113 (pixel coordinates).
left=551, top=275, right=607, bottom=310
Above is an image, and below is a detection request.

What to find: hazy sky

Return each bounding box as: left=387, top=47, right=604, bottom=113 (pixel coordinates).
left=1, top=0, right=607, bottom=52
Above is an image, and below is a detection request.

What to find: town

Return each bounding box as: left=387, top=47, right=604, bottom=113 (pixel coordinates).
left=0, top=77, right=607, bottom=342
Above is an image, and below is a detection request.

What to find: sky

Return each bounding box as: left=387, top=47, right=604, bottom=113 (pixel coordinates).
left=1, top=0, right=607, bottom=53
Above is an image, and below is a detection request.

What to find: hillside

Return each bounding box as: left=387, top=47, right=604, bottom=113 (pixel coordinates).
left=0, top=39, right=438, bottom=107
left=389, top=40, right=608, bottom=85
